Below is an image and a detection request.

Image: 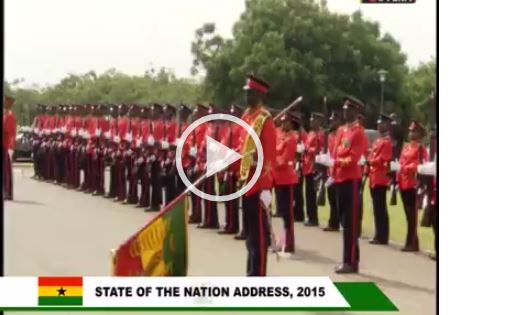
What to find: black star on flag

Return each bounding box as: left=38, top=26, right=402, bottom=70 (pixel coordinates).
left=57, top=287, right=67, bottom=296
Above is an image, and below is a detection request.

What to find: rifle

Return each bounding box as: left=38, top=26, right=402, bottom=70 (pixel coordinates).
left=315, top=96, right=328, bottom=206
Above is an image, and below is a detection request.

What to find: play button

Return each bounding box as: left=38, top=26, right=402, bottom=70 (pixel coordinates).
left=205, top=136, right=242, bottom=178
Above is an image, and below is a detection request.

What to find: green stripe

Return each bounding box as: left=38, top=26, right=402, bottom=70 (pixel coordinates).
left=4, top=307, right=350, bottom=311
left=162, top=197, right=188, bottom=276
left=38, top=296, right=83, bottom=306
left=333, top=282, right=398, bottom=311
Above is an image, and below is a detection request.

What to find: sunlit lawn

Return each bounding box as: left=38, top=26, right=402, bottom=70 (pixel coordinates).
left=315, top=184, right=435, bottom=252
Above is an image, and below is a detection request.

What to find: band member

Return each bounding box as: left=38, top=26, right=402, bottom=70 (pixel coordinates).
left=322, top=111, right=342, bottom=232
left=163, top=104, right=178, bottom=205
left=303, top=112, right=325, bottom=226
left=188, top=104, right=208, bottom=224
left=197, top=104, right=220, bottom=229
left=392, top=121, right=429, bottom=252
left=115, top=104, right=130, bottom=202
left=218, top=104, right=244, bottom=235
left=82, top=104, right=98, bottom=193
left=239, top=74, right=276, bottom=276
left=3, top=95, right=16, bottom=200
left=418, top=153, right=437, bottom=260
left=367, top=114, right=393, bottom=245
left=147, top=103, right=165, bottom=212
left=318, top=95, right=367, bottom=273
left=274, top=112, right=300, bottom=253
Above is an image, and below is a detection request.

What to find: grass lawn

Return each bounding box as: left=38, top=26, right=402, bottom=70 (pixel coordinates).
left=315, top=184, right=435, bottom=252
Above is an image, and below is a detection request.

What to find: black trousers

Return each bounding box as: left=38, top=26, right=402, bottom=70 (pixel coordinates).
left=3, top=150, right=13, bottom=199
left=189, top=172, right=202, bottom=223
left=174, top=173, right=186, bottom=200
left=276, top=185, right=295, bottom=252
left=150, top=160, right=162, bottom=210
left=223, top=174, right=240, bottom=233
left=244, top=192, right=270, bottom=276
left=327, top=185, right=339, bottom=228
left=294, top=175, right=305, bottom=222
left=370, top=185, right=389, bottom=243
left=400, top=188, right=419, bottom=249
left=108, top=163, right=117, bottom=198
left=336, top=179, right=361, bottom=266
left=164, top=163, right=177, bottom=206
left=32, top=142, right=40, bottom=177
left=138, top=163, right=150, bottom=207
left=304, top=174, right=318, bottom=224
left=202, top=176, right=219, bottom=228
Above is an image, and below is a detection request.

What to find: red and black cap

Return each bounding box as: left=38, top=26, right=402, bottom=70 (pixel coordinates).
left=4, top=95, right=15, bottom=106
left=329, top=110, right=342, bottom=121
left=310, top=112, right=325, bottom=121
left=208, top=104, right=219, bottom=114
left=343, top=95, right=365, bottom=111
left=243, top=74, right=270, bottom=94
left=281, top=111, right=302, bottom=124
left=164, top=103, right=177, bottom=113
left=194, top=103, right=208, bottom=114
left=179, top=103, right=192, bottom=115
left=151, top=103, right=163, bottom=112
left=408, top=120, right=426, bottom=134
left=377, top=113, right=393, bottom=124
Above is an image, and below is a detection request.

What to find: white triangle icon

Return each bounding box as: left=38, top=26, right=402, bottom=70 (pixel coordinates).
left=205, top=136, right=243, bottom=178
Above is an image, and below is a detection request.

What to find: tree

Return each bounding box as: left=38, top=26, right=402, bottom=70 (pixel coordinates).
left=4, top=68, right=204, bottom=126
left=191, top=0, right=410, bottom=127
left=403, top=59, right=436, bottom=126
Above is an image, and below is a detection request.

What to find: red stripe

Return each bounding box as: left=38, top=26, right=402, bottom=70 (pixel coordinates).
left=248, top=80, right=268, bottom=94
left=38, top=277, right=83, bottom=286
left=351, top=181, right=357, bottom=263
left=258, top=198, right=265, bottom=276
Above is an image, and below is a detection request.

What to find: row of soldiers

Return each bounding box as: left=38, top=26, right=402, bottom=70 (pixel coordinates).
left=28, top=74, right=437, bottom=275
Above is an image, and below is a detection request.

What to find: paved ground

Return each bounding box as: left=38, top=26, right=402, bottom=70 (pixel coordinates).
left=5, top=165, right=436, bottom=315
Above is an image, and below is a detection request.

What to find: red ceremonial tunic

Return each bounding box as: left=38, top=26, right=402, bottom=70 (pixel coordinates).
left=398, top=141, right=429, bottom=191
left=240, top=106, right=276, bottom=197
left=367, top=134, right=393, bottom=188
left=331, top=121, right=368, bottom=183
left=274, top=130, right=298, bottom=186
left=302, top=130, right=324, bottom=175
left=3, top=110, right=16, bottom=150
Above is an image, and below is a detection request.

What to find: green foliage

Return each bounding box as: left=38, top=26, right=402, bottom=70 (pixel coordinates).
left=403, top=60, right=437, bottom=126
left=4, top=68, right=204, bottom=126
left=191, top=0, right=417, bottom=128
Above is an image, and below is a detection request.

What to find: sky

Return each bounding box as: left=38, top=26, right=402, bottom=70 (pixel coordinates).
left=5, top=0, right=436, bottom=88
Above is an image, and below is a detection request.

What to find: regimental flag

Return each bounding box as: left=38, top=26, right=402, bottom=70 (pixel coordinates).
left=112, top=193, right=188, bottom=276
left=38, top=277, right=83, bottom=306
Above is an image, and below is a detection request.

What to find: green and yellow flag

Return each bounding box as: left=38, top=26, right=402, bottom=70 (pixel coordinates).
left=112, top=195, right=188, bottom=276
left=38, top=277, right=83, bottom=306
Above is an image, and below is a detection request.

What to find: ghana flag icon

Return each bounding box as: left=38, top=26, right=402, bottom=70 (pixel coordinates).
left=38, top=277, right=83, bottom=306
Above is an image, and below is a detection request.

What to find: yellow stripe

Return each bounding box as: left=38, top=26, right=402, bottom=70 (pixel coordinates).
left=38, top=286, right=83, bottom=297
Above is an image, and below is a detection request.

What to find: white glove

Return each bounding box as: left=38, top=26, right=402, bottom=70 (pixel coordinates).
left=136, top=157, right=144, bottom=164
left=136, top=139, right=142, bottom=148
left=359, top=155, right=367, bottom=166
left=161, top=140, right=169, bottom=149
left=125, top=133, right=133, bottom=143
left=325, top=176, right=335, bottom=187
left=190, top=146, right=197, bottom=157
left=417, top=162, right=436, bottom=176
left=8, top=149, right=14, bottom=159
left=260, top=190, right=272, bottom=208
left=390, top=161, right=401, bottom=172
left=296, top=143, right=305, bottom=153
left=326, top=157, right=335, bottom=167
left=95, top=128, right=101, bottom=137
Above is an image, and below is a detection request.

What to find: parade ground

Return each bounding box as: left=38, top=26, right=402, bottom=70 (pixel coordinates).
left=4, top=164, right=436, bottom=315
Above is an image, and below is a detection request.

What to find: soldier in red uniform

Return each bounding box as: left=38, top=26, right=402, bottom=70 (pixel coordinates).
left=137, top=106, right=153, bottom=208
left=302, top=112, right=325, bottom=227
left=3, top=95, right=17, bottom=200
left=82, top=104, right=98, bottom=193
left=147, top=103, right=165, bottom=212
left=44, top=106, right=58, bottom=182
left=53, top=105, right=67, bottom=184
left=218, top=104, right=244, bottom=235
left=197, top=104, right=220, bottom=229
left=239, top=74, right=276, bottom=276
left=163, top=104, right=178, bottom=205
left=293, top=124, right=307, bottom=222
left=93, top=105, right=110, bottom=196
left=274, top=112, right=300, bottom=253
left=31, top=104, right=46, bottom=180
left=126, top=105, right=142, bottom=204
left=187, top=104, right=208, bottom=224
left=321, top=111, right=343, bottom=232
left=72, top=105, right=87, bottom=189
left=63, top=105, right=76, bottom=186
left=367, top=114, right=393, bottom=245
left=321, top=95, right=368, bottom=274
left=393, top=121, right=429, bottom=252
left=115, top=104, right=131, bottom=202
left=105, top=105, right=119, bottom=199
left=174, top=104, right=193, bottom=200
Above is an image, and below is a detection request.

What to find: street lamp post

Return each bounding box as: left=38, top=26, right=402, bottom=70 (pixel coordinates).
left=378, top=69, right=388, bottom=114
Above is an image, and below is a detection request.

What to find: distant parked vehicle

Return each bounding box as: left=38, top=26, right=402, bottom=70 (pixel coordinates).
left=14, top=126, right=33, bottom=162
